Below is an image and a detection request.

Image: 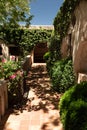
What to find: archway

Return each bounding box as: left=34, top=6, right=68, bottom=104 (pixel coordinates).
left=34, top=42, right=48, bottom=63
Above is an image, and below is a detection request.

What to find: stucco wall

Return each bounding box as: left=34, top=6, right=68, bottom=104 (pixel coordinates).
left=1, top=43, right=9, bottom=59
left=61, top=0, right=87, bottom=77
left=72, top=0, right=87, bottom=75
left=61, top=37, right=68, bottom=58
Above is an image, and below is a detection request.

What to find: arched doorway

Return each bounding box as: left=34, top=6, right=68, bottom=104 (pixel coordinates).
left=34, top=42, right=48, bottom=63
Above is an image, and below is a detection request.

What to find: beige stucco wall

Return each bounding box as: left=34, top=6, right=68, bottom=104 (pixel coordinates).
left=72, top=0, right=87, bottom=75
left=61, top=35, right=70, bottom=58
left=1, top=43, right=9, bottom=59
left=61, top=0, right=87, bottom=77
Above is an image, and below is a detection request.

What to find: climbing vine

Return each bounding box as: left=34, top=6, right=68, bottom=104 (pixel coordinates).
left=0, top=26, right=52, bottom=56
left=46, top=0, right=82, bottom=83
left=53, top=0, right=81, bottom=40
left=48, top=0, right=81, bottom=62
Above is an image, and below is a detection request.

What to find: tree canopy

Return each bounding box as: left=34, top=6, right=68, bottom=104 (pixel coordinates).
left=0, top=0, right=33, bottom=27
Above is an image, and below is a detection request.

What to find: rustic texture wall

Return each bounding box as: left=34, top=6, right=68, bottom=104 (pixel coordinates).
left=78, top=73, right=87, bottom=83
left=61, top=35, right=71, bottom=58
left=1, top=43, right=9, bottom=59
left=72, top=0, right=87, bottom=75
left=61, top=0, right=87, bottom=77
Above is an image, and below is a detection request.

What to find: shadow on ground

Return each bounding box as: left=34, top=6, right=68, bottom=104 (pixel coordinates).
left=26, top=64, right=61, bottom=113
left=26, top=64, right=63, bottom=130
left=0, top=64, right=63, bottom=130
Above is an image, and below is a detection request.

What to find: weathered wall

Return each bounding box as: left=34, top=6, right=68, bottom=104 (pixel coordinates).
left=1, top=43, right=9, bottom=59
left=0, top=40, right=9, bottom=59
left=61, top=35, right=72, bottom=58
left=72, top=0, right=87, bottom=75
left=61, top=0, right=87, bottom=77
left=61, top=37, right=68, bottom=58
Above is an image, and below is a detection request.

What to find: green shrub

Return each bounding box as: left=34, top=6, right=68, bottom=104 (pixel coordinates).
left=59, top=82, right=87, bottom=130
left=51, top=58, right=75, bottom=93
left=8, top=74, right=23, bottom=106
left=51, top=59, right=66, bottom=91
left=64, top=100, right=87, bottom=130
left=60, top=60, right=75, bottom=92
left=0, top=60, right=23, bottom=106
left=2, top=60, right=21, bottom=79
left=43, top=51, right=51, bottom=61
left=43, top=51, right=53, bottom=76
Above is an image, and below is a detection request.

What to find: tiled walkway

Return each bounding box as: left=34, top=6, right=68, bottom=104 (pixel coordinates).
left=0, top=63, right=63, bottom=130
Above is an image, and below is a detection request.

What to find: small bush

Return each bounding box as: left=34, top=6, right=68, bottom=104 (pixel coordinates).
left=43, top=51, right=51, bottom=61
left=8, top=75, right=23, bottom=106
left=0, top=60, right=23, bottom=107
left=51, top=59, right=66, bottom=91
left=60, top=60, right=75, bottom=92
left=59, top=82, right=87, bottom=130
left=51, top=58, right=75, bottom=93
left=44, top=51, right=54, bottom=76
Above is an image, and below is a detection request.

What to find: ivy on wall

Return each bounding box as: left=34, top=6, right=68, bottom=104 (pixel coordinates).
left=0, top=26, right=52, bottom=56
left=48, top=0, right=82, bottom=61
left=53, top=0, right=81, bottom=40
left=48, top=0, right=82, bottom=62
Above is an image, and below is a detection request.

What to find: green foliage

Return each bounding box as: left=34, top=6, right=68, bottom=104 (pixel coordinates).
left=43, top=51, right=51, bottom=61
left=1, top=60, right=21, bottom=79
left=49, top=34, right=61, bottom=61
left=51, top=59, right=66, bottom=89
left=20, top=29, right=52, bottom=56
left=0, top=60, right=23, bottom=106
left=0, top=27, right=52, bottom=56
left=60, top=60, right=75, bottom=91
left=54, top=0, right=80, bottom=36
left=51, top=0, right=81, bottom=62
left=45, top=34, right=62, bottom=72
left=60, top=82, right=87, bottom=130
left=50, top=58, right=75, bottom=93
left=0, top=0, right=32, bottom=27
left=47, top=0, right=80, bottom=92
left=8, top=74, right=23, bottom=106
left=43, top=51, right=54, bottom=74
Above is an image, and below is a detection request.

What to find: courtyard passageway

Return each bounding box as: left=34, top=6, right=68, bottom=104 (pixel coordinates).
left=0, top=63, right=63, bottom=130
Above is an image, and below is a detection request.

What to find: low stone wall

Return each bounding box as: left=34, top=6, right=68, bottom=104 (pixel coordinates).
left=78, top=73, right=87, bottom=83
left=0, top=80, right=8, bottom=121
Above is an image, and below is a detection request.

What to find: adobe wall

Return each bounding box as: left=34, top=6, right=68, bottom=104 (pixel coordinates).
left=72, top=0, right=87, bottom=75
left=61, top=0, right=87, bottom=77
left=61, top=35, right=72, bottom=58
left=0, top=43, right=9, bottom=59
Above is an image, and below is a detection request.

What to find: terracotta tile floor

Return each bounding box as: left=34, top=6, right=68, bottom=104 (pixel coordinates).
left=0, top=63, right=63, bottom=130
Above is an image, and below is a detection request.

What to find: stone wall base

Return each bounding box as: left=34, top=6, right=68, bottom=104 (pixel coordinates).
left=78, top=73, right=87, bottom=83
